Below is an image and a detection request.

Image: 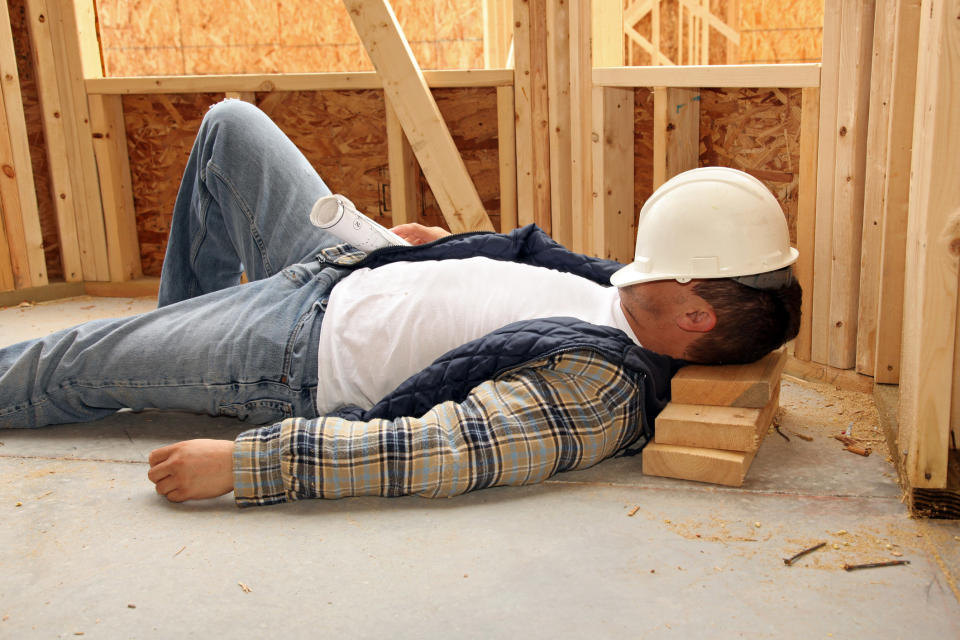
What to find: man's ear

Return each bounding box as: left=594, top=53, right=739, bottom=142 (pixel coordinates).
left=676, top=307, right=717, bottom=333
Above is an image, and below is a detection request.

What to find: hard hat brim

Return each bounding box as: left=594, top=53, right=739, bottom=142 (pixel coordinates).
left=609, top=247, right=799, bottom=288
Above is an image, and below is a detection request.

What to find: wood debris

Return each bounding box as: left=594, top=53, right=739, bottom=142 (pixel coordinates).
left=238, top=582, right=253, bottom=593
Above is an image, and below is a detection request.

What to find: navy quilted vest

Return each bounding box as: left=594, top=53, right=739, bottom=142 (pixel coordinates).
left=323, top=225, right=681, bottom=452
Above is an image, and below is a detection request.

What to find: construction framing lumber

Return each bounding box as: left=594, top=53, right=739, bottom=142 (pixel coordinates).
left=567, top=0, right=592, bottom=256
left=0, top=1, right=47, bottom=288
left=653, top=87, right=699, bottom=190
left=483, top=0, right=513, bottom=68
left=642, top=442, right=759, bottom=487
left=793, top=86, right=820, bottom=362
left=88, top=95, right=142, bottom=282
left=671, top=349, right=787, bottom=409
left=385, top=100, right=419, bottom=226
left=591, top=86, right=635, bottom=263
left=872, top=0, right=922, bottom=384
left=85, top=70, right=515, bottom=95
left=513, top=0, right=551, bottom=231
left=810, top=1, right=842, bottom=365
left=592, top=64, right=821, bottom=88
left=496, top=86, right=518, bottom=232
left=342, top=0, right=492, bottom=233
left=546, top=0, right=573, bottom=247
left=655, top=385, right=781, bottom=452
left=898, top=0, right=960, bottom=490
left=47, top=0, right=109, bottom=281
left=826, top=0, right=875, bottom=369
left=25, top=0, right=84, bottom=282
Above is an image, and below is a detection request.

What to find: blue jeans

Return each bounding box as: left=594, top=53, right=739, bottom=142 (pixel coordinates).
left=0, top=100, right=343, bottom=428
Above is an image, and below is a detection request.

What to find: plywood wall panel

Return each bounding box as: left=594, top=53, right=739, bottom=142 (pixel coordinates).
left=8, top=0, right=61, bottom=280
left=417, top=87, right=501, bottom=231
left=122, top=93, right=219, bottom=276
left=633, top=87, right=655, bottom=232
left=265, top=90, right=388, bottom=228
left=698, top=87, right=801, bottom=243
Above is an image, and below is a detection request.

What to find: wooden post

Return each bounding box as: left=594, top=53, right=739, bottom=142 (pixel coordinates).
left=25, top=0, right=84, bottom=282
left=385, top=100, right=419, bottom=226
left=591, top=86, right=634, bottom=264
left=826, top=0, right=875, bottom=369
left=497, top=85, right=518, bottom=232
left=873, top=0, right=922, bottom=384
left=0, top=2, right=47, bottom=288
left=898, top=0, right=960, bottom=490
left=568, top=0, right=592, bottom=254
left=811, top=1, right=842, bottom=365
left=513, top=0, right=551, bottom=230
left=793, top=86, right=820, bottom=362
left=88, top=95, right=142, bottom=282
left=546, top=0, right=572, bottom=247
left=483, top=0, right=514, bottom=68
left=855, top=0, right=897, bottom=376
left=47, top=0, right=110, bottom=281
left=653, top=87, right=700, bottom=190
left=343, top=0, right=493, bottom=233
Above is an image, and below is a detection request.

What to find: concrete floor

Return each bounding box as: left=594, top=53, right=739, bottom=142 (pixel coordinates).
left=1, top=297, right=959, bottom=638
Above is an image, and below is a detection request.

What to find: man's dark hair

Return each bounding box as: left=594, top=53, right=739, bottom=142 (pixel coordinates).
left=685, top=278, right=802, bottom=365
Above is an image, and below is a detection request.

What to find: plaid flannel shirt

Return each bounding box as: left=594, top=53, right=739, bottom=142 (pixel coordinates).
left=233, top=348, right=645, bottom=506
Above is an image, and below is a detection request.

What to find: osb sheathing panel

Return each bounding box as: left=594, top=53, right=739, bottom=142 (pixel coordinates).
left=418, top=87, right=501, bottom=232
left=8, top=0, right=61, bottom=280
left=633, top=88, right=655, bottom=222
left=96, top=0, right=483, bottom=76
left=699, top=87, right=801, bottom=243
left=123, top=88, right=500, bottom=275
left=122, top=94, right=220, bottom=276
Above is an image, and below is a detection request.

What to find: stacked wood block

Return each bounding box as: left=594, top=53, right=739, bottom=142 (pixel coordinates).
left=642, top=349, right=787, bottom=487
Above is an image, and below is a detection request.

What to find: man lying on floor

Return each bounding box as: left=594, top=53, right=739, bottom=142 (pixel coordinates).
left=0, top=100, right=801, bottom=506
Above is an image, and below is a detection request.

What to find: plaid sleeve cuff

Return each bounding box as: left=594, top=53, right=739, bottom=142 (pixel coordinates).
left=233, top=422, right=288, bottom=507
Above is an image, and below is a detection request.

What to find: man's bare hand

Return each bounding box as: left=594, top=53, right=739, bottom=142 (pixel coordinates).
left=147, top=439, right=235, bottom=502
left=391, top=223, right=451, bottom=246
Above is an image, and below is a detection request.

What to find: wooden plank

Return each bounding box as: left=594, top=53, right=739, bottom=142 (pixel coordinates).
left=827, top=0, right=875, bottom=369
left=546, top=0, right=572, bottom=247
left=224, top=91, right=256, bottom=102
left=24, top=0, right=83, bottom=282
left=0, top=279, right=84, bottom=306
left=496, top=85, right=518, bottom=232
left=0, top=190, right=15, bottom=290
left=88, top=94, right=142, bottom=282
left=855, top=0, right=897, bottom=375
left=592, top=64, right=823, bottom=88
left=512, top=0, right=550, bottom=230
left=671, top=349, right=787, bottom=408
left=591, top=86, right=635, bottom=263
left=84, top=277, right=159, bottom=298
left=873, top=0, right=922, bottom=384
left=653, top=87, right=699, bottom=191
left=810, top=0, right=842, bottom=365
left=47, top=0, right=109, bottom=281
left=591, top=0, right=623, bottom=67
left=483, top=0, right=513, bottom=68
left=343, top=0, right=493, bottom=233
left=385, top=99, right=419, bottom=226
left=783, top=355, right=875, bottom=394
left=655, top=384, right=781, bottom=452
left=568, top=0, right=592, bottom=255
left=793, top=86, right=820, bottom=362
left=86, top=70, right=516, bottom=95
left=899, top=0, right=960, bottom=490
left=642, top=443, right=756, bottom=487
left=0, top=1, right=47, bottom=288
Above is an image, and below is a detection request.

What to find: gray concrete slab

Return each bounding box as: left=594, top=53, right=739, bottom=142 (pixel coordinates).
left=2, top=298, right=959, bottom=638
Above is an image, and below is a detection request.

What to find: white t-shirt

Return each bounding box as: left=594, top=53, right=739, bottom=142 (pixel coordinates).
left=314, top=256, right=639, bottom=414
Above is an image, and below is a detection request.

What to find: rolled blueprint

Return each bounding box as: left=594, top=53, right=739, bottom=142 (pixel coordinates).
left=309, top=194, right=411, bottom=253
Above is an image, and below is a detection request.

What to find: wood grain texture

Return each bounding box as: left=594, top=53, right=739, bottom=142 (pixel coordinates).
left=670, top=349, right=786, bottom=408
left=655, top=384, right=781, bottom=452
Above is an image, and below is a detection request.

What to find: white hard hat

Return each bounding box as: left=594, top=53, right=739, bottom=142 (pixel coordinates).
left=610, top=167, right=799, bottom=288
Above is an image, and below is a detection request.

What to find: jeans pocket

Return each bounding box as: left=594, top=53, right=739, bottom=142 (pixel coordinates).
left=218, top=398, right=293, bottom=424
